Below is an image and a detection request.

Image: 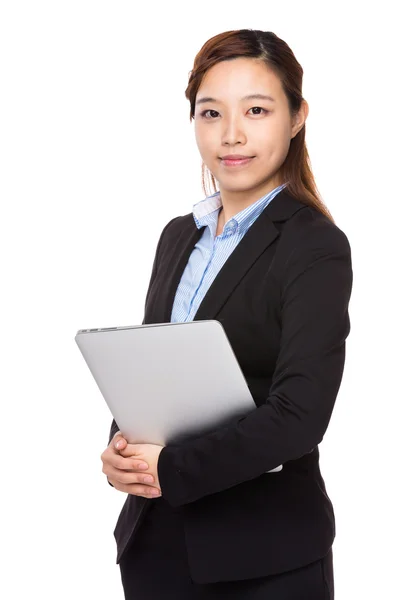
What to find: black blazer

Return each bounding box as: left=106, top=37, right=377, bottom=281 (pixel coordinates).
left=108, top=188, right=353, bottom=584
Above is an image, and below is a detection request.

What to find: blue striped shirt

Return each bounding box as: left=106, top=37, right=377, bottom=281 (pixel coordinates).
left=171, top=183, right=288, bottom=323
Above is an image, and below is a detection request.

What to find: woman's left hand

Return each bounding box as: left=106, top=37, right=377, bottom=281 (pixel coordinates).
left=114, top=436, right=164, bottom=494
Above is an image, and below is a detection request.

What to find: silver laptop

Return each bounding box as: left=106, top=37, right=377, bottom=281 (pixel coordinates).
left=75, top=320, right=282, bottom=472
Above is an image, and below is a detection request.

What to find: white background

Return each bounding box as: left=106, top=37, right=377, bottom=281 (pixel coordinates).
left=1, top=1, right=411, bottom=598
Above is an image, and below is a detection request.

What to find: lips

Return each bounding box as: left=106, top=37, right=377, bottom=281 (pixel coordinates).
left=220, top=155, right=253, bottom=160
left=220, top=157, right=255, bottom=167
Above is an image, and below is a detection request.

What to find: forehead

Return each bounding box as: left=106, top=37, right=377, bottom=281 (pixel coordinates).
left=197, top=58, right=283, bottom=100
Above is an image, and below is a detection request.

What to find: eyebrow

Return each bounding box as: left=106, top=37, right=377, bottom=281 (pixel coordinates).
left=195, top=93, right=276, bottom=106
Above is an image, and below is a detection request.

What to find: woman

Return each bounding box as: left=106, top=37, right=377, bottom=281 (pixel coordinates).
left=101, top=28, right=352, bottom=599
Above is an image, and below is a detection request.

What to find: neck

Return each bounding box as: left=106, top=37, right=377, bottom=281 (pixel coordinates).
left=218, top=176, right=284, bottom=223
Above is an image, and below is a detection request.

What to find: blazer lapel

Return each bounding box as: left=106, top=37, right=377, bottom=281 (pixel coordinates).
left=159, top=188, right=306, bottom=323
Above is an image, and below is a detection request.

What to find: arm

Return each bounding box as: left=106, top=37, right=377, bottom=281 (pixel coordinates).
left=157, top=225, right=353, bottom=507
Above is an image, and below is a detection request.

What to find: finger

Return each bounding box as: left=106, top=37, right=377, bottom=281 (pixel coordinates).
left=131, top=485, right=161, bottom=498
left=110, top=481, right=162, bottom=498
left=112, top=431, right=124, bottom=442
left=113, top=435, right=127, bottom=450
left=117, top=443, right=144, bottom=458
left=109, top=453, right=149, bottom=471
left=104, top=466, right=156, bottom=486
left=101, top=445, right=149, bottom=471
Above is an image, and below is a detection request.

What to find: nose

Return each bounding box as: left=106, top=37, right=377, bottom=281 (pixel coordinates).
left=221, top=113, right=247, bottom=146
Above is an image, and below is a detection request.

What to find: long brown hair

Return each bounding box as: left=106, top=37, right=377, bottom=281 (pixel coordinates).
left=185, top=29, right=335, bottom=224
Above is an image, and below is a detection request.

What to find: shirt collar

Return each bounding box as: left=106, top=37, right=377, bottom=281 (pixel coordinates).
left=192, top=183, right=288, bottom=237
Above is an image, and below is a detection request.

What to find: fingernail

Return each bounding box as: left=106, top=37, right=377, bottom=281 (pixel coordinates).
left=143, top=475, right=153, bottom=483
left=151, top=489, right=161, bottom=496
left=115, top=441, right=122, bottom=449
left=138, top=463, right=148, bottom=470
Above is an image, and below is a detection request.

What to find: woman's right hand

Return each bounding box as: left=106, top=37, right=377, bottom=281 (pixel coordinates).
left=101, top=431, right=162, bottom=498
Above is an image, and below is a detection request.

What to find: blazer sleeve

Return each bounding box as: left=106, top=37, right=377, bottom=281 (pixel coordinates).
left=157, top=223, right=353, bottom=507
left=107, top=216, right=180, bottom=449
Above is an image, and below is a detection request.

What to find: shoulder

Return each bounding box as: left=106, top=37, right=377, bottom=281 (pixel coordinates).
left=282, top=205, right=351, bottom=262
left=155, top=214, right=189, bottom=249
left=275, top=206, right=353, bottom=307
left=160, top=214, right=193, bottom=237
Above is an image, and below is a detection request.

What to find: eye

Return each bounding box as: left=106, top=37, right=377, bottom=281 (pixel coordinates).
left=248, top=107, right=268, bottom=115
left=200, top=109, right=219, bottom=119
left=199, top=107, right=269, bottom=119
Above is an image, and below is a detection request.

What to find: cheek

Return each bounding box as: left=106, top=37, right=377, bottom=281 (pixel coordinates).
left=262, top=128, right=290, bottom=162
left=195, top=127, right=215, bottom=157
left=275, top=131, right=292, bottom=161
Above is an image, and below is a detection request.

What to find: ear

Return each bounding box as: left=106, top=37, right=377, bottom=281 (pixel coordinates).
left=291, top=99, right=309, bottom=139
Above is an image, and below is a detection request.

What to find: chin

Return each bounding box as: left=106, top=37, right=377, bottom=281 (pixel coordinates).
left=219, top=178, right=261, bottom=193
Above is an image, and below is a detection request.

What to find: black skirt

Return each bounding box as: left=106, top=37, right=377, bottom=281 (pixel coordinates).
left=119, top=496, right=334, bottom=600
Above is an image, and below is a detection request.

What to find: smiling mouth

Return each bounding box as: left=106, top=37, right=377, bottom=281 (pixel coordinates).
left=220, top=157, right=255, bottom=167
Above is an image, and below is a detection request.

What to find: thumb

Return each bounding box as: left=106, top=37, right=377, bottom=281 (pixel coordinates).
left=118, top=443, right=144, bottom=458
left=113, top=432, right=127, bottom=450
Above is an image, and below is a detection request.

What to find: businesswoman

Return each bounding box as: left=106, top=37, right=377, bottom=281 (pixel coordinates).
left=101, top=29, right=353, bottom=599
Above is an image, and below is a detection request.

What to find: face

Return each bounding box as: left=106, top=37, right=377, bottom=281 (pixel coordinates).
left=194, top=57, right=308, bottom=205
